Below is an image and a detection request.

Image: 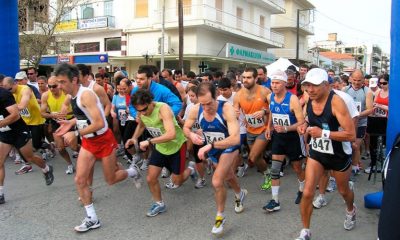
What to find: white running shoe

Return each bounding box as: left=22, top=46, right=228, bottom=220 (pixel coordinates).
left=74, top=217, right=101, bottom=232
left=344, top=205, right=357, bottom=230
left=65, top=165, right=75, bottom=175
left=195, top=178, right=206, bottom=189
left=295, top=229, right=311, bottom=240
left=211, top=215, right=226, bottom=236
left=313, top=194, right=327, bottom=209
left=236, top=163, right=248, bottom=177
left=161, top=167, right=170, bottom=178
left=140, top=159, right=149, bottom=171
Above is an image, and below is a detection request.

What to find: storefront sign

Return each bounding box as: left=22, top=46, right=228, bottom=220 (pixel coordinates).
left=57, top=55, right=74, bottom=64
left=79, top=17, right=108, bottom=30
left=55, top=20, right=77, bottom=32
left=226, top=43, right=275, bottom=64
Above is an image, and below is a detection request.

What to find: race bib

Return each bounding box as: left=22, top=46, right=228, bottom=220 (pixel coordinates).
left=245, top=114, right=265, bottom=128
left=146, top=127, right=162, bottom=138
left=118, top=109, right=127, bottom=126
left=127, top=115, right=135, bottom=121
left=76, top=119, right=94, bottom=138
left=311, top=137, right=334, bottom=155
left=203, top=131, right=225, bottom=144
left=374, top=108, right=387, bottom=117
left=20, top=108, right=31, bottom=118
left=191, top=121, right=200, bottom=132
left=0, top=115, right=11, bottom=132
left=272, top=113, right=290, bottom=127
left=355, top=101, right=362, bottom=112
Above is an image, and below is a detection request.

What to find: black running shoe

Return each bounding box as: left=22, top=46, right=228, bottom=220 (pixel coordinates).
left=44, top=165, right=54, bottom=185
left=295, top=191, right=303, bottom=204
left=0, top=194, right=5, bottom=204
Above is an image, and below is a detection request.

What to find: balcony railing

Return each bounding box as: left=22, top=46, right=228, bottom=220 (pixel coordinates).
left=153, top=4, right=284, bottom=46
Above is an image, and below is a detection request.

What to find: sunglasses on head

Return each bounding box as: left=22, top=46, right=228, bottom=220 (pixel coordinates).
left=135, top=105, right=149, bottom=113
left=379, top=82, right=388, bottom=86
left=48, top=84, right=58, bottom=89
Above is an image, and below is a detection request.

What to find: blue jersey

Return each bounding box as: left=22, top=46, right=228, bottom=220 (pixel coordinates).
left=112, top=94, right=128, bottom=123
left=270, top=91, right=297, bottom=127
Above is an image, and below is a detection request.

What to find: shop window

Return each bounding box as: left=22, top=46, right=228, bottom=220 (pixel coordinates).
left=74, top=42, right=100, bottom=53
left=105, top=38, right=121, bottom=51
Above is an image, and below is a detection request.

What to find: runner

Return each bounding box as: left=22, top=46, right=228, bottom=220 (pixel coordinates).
left=0, top=77, right=54, bottom=204
left=184, top=82, right=247, bottom=236
left=263, top=70, right=306, bottom=212
left=296, top=68, right=356, bottom=240
left=126, top=89, right=197, bottom=216
left=234, top=67, right=272, bottom=190
left=54, top=63, right=141, bottom=233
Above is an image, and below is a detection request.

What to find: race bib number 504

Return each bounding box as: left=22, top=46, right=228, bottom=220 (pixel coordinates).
left=272, top=113, right=290, bottom=127
left=311, top=137, right=334, bottom=155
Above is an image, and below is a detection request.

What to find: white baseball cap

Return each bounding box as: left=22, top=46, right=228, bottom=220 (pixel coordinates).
left=302, top=68, right=328, bottom=85
left=369, top=77, right=378, bottom=88
left=270, top=69, right=288, bottom=82
left=15, top=71, right=27, bottom=80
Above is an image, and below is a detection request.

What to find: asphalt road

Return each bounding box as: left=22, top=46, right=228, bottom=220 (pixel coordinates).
left=0, top=153, right=381, bottom=240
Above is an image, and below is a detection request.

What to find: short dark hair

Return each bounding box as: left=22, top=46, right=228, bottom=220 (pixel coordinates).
left=27, top=67, right=37, bottom=73
left=299, top=64, right=309, bottom=70
left=95, top=73, right=103, bottom=79
left=327, top=69, right=335, bottom=74
left=364, top=74, right=372, bottom=79
left=203, top=71, right=213, bottom=81
left=174, top=69, right=182, bottom=76
left=379, top=73, right=389, bottom=82
left=196, top=82, right=216, bottom=99
left=138, top=66, right=153, bottom=78
left=162, top=68, right=173, bottom=77
left=104, top=73, right=110, bottom=78
left=189, top=79, right=200, bottom=86
left=187, top=85, right=198, bottom=94
left=37, top=76, right=47, bottom=82
left=54, top=63, right=79, bottom=82
left=76, top=64, right=90, bottom=77
left=214, top=71, right=223, bottom=78
left=140, top=64, right=158, bottom=75
left=243, top=67, right=257, bottom=78
left=131, top=89, right=154, bottom=106
left=217, top=77, right=232, bottom=89
left=257, top=66, right=267, bottom=74
left=187, top=71, right=196, bottom=79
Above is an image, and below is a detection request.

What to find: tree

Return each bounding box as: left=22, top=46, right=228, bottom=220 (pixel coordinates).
left=18, top=0, right=81, bottom=68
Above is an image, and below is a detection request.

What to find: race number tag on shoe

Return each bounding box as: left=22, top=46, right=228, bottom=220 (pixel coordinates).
left=245, top=114, right=265, bottom=128
left=76, top=120, right=95, bottom=138
left=272, top=113, right=290, bottom=127
left=20, top=108, right=31, bottom=118
left=0, top=115, right=11, bottom=132
left=146, top=127, right=162, bottom=138
left=311, top=137, right=334, bottom=154
left=203, top=132, right=225, bottom=144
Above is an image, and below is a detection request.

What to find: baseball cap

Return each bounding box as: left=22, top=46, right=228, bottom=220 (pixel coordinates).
left=15, top=71, right=27, bottom=80
left=369, top=77, right=378, bottom=88
left=302, top=68, right=328, bottom=85
left=270, top=69, right=287, bottom=82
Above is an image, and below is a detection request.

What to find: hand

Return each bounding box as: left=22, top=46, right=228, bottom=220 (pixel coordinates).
left=265, top=130, right=272, bottom=140
left=52, top=112, right=67, bottom=121
left=190, top=132, right=205, bottom=145
left=139, top=140, right=150, bottom=151
left=274, top=125, right=286, bottom=133
left=111, top=111, right=117, bottom=119
left=297, top=122, right=308, bottom=135
left=125, top=138, right=138, bottom=149
left=306, top=126, right=322, bottom=138
left=252, top=110, right=264, bottom=119
left=55, top=120, right=73, bottom=137
left=198, top=144, right=212, bottom=161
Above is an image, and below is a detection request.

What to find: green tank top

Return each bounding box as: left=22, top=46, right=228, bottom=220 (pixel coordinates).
left=140, top=102, right=186, bottom=155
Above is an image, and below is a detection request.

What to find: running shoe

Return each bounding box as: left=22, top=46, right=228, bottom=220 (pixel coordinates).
left=206, top=158, right=213, bottom=175
left=263, top=199, right=280, bottom=212
left=295, top=229, right=311, bottom=240
left=14, top=154, right=23, bottom=164
left=165, top=180, right=180, bottom=189
left=236, top=163, right=248, bottom=178
left=15, top=164, right=33, bottom=175
left=344, top=205, right=357, bottom=230
left=261, top=174, right=272, bottom=191
left=188, top=161, right=198, bottom=183
left=132, top=154, right=142, bottom=164
left=326, top=177, right=337, bottom=192
left=44, top=165, right=54, bottom=185
left=234, top=189, right=248, bottom=213
left=195, top=178, right=206, bottom=189
left=161, top=167, right=170, bottom=178
left=65, top=165, right=75, bottom=175
left=295, top=191, right=303, bottom=204
left=129, top=163, right=142, bottom=189
left=0, top=194, right=4, bottom=204
left=74, top=217, right=101, bottom=232
left=140, top=159, right=149, bottom=171
left=361, top=152, right=370, bottom=160
left=72, top=151, right=79, bottom=158
left=313, top=195, right=327, bottom=209
left=211, top=215, right=226, bottom=236
left=146, top=202, right=166, bottom=217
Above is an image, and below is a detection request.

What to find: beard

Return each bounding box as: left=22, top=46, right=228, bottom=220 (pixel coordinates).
left=243, top=80, right=255, bottom=89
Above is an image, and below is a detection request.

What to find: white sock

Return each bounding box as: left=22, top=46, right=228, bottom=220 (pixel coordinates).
left=156, top=201, right=164, bottom=207
left=271, top=186, right=279, bottom=202
left=298, top=179, right=305, bottom=192
left=352, top=165, right=359, bottom=171
left=319, top=193, right=325, bottom=198
left=126, top=167, right=137, bottom=178
left=84, top=203, right=98, bottom=221
left=0, top=186, right=4, bottom=195
left=42, top=164, right=49, bottom=173
left=217, top=212, right=224, bottom=218
left=234, top=189, right=242, bottom=199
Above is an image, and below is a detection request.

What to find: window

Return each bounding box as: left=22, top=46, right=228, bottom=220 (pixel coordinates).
left=74, top=42, right=100, bottom=53
left=105, top=38, right=121, bottom=51
left=135, top=0, right=148, bottom=18
left=81, top=4, right=94, bottom=19
left=104, top=1, right=113, bottom=16
left=236, top=7, right=243, bottom=30
left=215, top=0, right=222, bottom=22
left=61, top=8, right=72, bottom=21
left=56, top=41, right=71, bottom=54
left=259, top=15, right=265, bottom=36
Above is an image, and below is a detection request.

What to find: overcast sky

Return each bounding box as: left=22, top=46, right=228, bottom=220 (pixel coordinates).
left=308, top=0, right=391, bottom=54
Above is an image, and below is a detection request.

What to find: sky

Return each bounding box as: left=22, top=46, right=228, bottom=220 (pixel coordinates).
left=308, top=0, right=391, bottom=54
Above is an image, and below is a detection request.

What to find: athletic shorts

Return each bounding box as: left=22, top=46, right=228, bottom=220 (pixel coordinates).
left=357, top=126, right=367, bottom=139
left=271, top=132, right=306, bottom=162
left=49, top=119, right=75, bottom=133
left=309, top=151, right=352, bottom=172
left=208, top=145, right=240, bottom=164
left=149, top=143, right=186, bottom=175
left=81, top=128, right=118, bottom=159
left=192, top=144, right=202, bottom=164
left=246, top=131, right=267, bottom=146
left=0, top=129, right=31, bottom=149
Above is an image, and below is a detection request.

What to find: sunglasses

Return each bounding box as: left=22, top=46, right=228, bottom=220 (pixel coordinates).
left=379, top=82, right=388, bottom=86
left=135, top=105, right=149, bottom=113
left=48, top=84, right=58, bottom=89
left=27, top=73, right=35, bottom=75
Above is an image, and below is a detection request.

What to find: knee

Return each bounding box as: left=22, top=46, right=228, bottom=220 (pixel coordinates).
left=146, top=175, right=157, bottom=185
left=270, top=160, right=282, bottom=180
left=75, top=175, right=87, bottom=188
left=302, top=188, right=314, bottom=200
left=212, top=177, right=224, bottom=189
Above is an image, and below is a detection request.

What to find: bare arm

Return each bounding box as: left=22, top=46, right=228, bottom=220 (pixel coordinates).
left=233, top=90, right=242, bottom=118
left=183, top=104, right=199, bottom=138
left=0, top=104, right=21, bottom=128
left=331, top=95, right=356, bottom=142
left=150, top=104, right=177, bottom=144
left=77, top=90, right=105, bottom=136
left=359, top=90, right=374, bottom=117
left=17, top=87, right=32, bottom=110
left=94, top=84, right=111, bottom=117
left=213, top=103, right=240, bottom=149
left=288, top=94, right=305, bottom=132
left=40, top=92, right=52, bottom=119
left=177, top=83, right=186, bottom=102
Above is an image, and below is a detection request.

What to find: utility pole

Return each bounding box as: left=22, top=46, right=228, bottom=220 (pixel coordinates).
left=160, top=0, right=165, bottom=71
left=296, top=9, right=300, bottom=65
left=178, top=0, right=184, bottom=72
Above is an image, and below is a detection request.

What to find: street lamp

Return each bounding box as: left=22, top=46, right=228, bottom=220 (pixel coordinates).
left=296, top=8, right=313, bottom=65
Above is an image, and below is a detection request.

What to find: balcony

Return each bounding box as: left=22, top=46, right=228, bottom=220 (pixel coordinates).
left=151, top=4, right=284, bottom=48
left=55, top=16, right=115, bottom=33
left=271, top=16, right=314, bottom=35
left=246, top=0, right=286, bottom=14
left=268, top=48, right=313, bottom=62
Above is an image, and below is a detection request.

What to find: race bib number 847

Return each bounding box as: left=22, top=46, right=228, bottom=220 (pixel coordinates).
left=311, top=137, right=334, bottom=155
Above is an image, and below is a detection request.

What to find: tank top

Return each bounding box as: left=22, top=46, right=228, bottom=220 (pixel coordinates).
left=345, top=85, right=369, bottom=127
left=88, top=80, right=96, bottom=90
left=13, top=85, right=45, bottom=125
left=270, top=91, right=297, bottom=130
left=374, top=90, right=389, bottom=117
left=0, top=88, right=27, bottom=132
left=307, top=91, right=352, bottom=158
left=239, top=86, right=268, bottom=134
left=140, top=102, right=186, bottom=155
left=71, top=86, right=108, bottom=138
left=47, top=91, right=73, bottom=120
